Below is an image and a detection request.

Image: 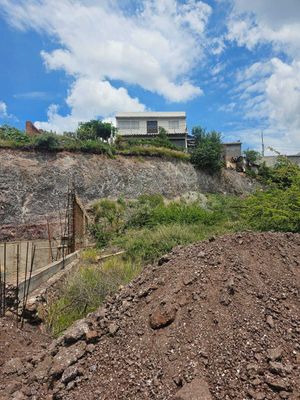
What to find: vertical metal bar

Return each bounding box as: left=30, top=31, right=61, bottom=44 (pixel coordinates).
left=47, top=219, right=53, bottom=262
left=23, top=244, right=36, bottom=316
left=3, top=243, right=6, bottom=315
left=21, top=242, right=29, bottom=328
left=0, top=260, right=3, bottom=317
left=16, top=244, right=20, bottom=327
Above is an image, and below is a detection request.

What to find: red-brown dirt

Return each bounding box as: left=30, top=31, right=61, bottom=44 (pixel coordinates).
left=1, top=232, right=299, bottom=400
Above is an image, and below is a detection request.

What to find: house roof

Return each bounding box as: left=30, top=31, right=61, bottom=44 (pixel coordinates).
left=116, top=112, right=186, bottom=118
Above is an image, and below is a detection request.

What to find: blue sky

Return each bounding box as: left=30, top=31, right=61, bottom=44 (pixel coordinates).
left=0, top=0, right=300, bottom=154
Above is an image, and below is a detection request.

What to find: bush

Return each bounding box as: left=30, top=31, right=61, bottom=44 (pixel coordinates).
left=242, top=169, right=300, bottom=232
left=0, top=125, right=30, bottom=143
left=191, top=127, right=223, bottom=172
left=76, top=120, right=116, bottom=141
left=34, top=133, right=60, bottom=151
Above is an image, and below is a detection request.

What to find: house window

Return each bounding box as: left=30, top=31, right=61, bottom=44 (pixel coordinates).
left=147, top=120, right=158, bottom=134
left=169, top=120, right=179, bottom=130
left=118, top=120, right=139, bottom=129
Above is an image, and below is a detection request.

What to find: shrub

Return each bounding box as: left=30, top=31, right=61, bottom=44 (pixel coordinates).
left=191, top=127, right=223, bottom=172
left=242, top=170, right=300, bottom=232
left=34, top=133, right=60, bottom=151
left=0, top=125, right=30, bottom=145
left=76, top=120, right=116, bottom=141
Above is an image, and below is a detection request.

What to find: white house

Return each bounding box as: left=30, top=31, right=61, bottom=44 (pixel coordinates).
left=116, top=112, right=188, bottom=148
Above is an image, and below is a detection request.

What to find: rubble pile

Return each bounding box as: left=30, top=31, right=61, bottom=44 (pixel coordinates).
left=1, top=232, right=299, bottom=400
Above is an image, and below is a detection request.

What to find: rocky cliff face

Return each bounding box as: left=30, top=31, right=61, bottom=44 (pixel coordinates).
left=0, top=149, right=255, bottom=232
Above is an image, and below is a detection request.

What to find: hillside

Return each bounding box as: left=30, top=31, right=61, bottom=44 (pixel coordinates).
left=0, top=149, right=256, bottom=239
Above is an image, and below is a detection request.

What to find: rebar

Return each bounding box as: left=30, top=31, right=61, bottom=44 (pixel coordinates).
left=16, top=244, right=20, bottom=327
left=21, top=242, right=29, bottom=328
left=22, top=244, right=36, bottom=324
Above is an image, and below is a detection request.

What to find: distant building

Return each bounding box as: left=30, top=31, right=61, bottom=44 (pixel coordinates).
left=116, top=112, right=188, bottom=148
left=222, top=142, right=242, bottom=168
left=25, top=121, right=41, bottom=136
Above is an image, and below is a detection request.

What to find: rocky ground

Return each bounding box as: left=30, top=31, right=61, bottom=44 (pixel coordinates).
left=0, top=232, right=299, bottom=399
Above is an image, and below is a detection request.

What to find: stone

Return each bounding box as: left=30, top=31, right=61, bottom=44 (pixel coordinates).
left=265, top=376, right=291, bottom=392
left=149, top=303, right=177, bottom=330
left=61, top=365, right=82, bottom=384
left=85, top=330, right=99, bottom=343
left=266, top=315, right=274, bottom=328
left=267, top=346, right=283, bottom=361
left=173, top=378, right=212, bottom=400
left=31, top=356, right=53, bottom=382
left=63, top=320, right=90, bottom=344
left=2, top=357, right=25, bottom=375
left=269, top=361, right=284, bottom=375
left=7, top=381, right=22, bottom=395
left=158, top=254, right=171, bottom=266
left=108, top=323, right=119, bottom=336
left=12, top=391, right=26, bottom=400
left=50, top=341, right=86, bottom=378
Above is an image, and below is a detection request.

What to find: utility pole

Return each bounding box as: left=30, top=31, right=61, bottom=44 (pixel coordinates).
left=261, top=130, right=265, bottom=156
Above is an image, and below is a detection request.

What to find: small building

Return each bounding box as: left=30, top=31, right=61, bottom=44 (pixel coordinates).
left=222, top=142, right=242, bottom=168
left=25, top=121, right=41, bottom=137
left=116, top=112, right=188, bottom=148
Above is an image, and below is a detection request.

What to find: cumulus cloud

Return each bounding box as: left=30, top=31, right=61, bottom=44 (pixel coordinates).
left=0, top=101, right=8, bottom=118
left=35, top=78, right=146, bottom=132
left=227, top=0, right=300, bottom=57
left=225, top=0, right=300, bottom=154
left=0, top=0, right=211, bottom=132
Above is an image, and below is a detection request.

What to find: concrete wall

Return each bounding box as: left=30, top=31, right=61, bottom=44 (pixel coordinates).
left=18, top=251, right=79, bottom=299
left=262, top=155, right=300, bottom=167
left=0, top=240, right=58, bottom=284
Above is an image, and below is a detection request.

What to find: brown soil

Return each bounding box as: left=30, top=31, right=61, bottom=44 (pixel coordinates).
left=1, top=232, right=300, bottom=399
left=0, top=317, right=50, bottom=365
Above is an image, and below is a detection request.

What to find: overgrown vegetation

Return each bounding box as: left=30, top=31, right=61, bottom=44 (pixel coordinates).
left=243, top=156, right=300, bottom=232
left=45, top=158, right=300, bottom=335
left=190, top=126, right=223, bottom=172
left=91, top=194, right=241, bottom=263
left=0, top=123, right=189, bottom=160
left=45, top=257, right=141, bottom=337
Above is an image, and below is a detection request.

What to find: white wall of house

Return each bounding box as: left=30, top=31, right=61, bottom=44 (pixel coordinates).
left=116, top=112, right=187, bottom=136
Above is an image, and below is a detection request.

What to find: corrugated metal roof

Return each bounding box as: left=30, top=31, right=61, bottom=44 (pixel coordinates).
left=116, top=112, right=186, bottom=118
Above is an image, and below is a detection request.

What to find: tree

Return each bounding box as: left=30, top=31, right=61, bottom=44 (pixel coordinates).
left=76, top=120, right=116, bottom=141
left=190, top=126, right=223, bottom=172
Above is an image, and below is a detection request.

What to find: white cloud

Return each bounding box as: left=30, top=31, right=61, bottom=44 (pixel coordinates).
left=234, top=58, right=300, bottom=153
left=0, top=101, right=8, bottom=118
left=224, top=0, right=300, bottom=154
left=14, top=91, right=48, bottom=100
left=228, top=0, right=300, bottom=57
left=0, top=0, right=211, bottom=132
left=35, top=78, right=146, bottom=132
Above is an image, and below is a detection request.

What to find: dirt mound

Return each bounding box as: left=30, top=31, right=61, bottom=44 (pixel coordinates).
left=1, top=232, right=300, bottom=400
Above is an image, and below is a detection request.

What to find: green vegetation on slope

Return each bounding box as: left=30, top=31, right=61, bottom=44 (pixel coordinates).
left=0, top=123, right=189, bottom=161
left=44, top=155, right=300, bottom=336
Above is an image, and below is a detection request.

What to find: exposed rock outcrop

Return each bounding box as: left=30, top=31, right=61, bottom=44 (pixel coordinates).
left=0, top=149, right=257, bottom=240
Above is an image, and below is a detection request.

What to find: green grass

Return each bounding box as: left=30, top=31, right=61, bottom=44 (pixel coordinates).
left=44, top=257, right=141, bottom=336
left=114, top=221, right=237, bottom=264
left=117, top=145, right=190, bottom=161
